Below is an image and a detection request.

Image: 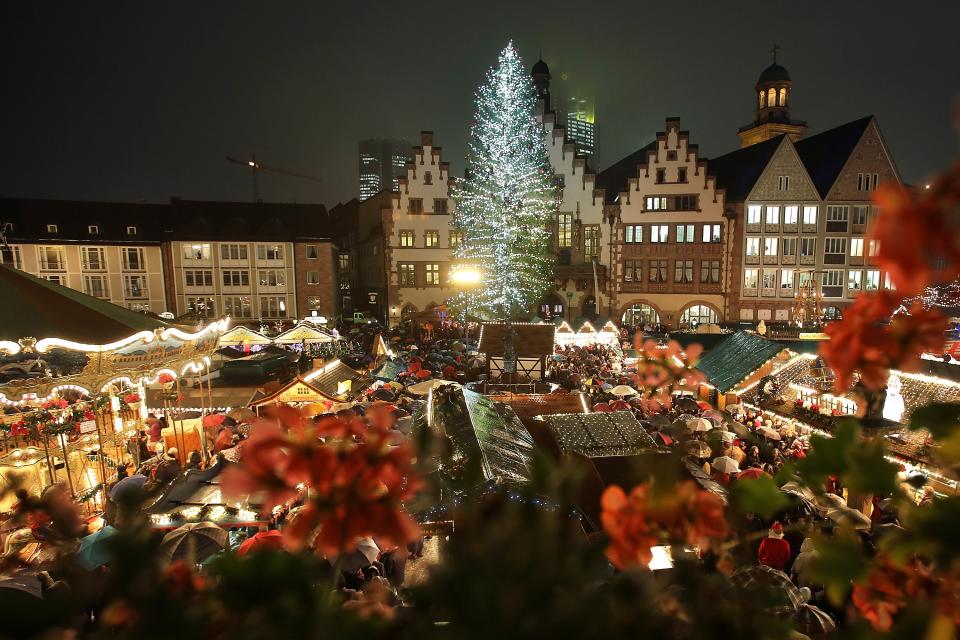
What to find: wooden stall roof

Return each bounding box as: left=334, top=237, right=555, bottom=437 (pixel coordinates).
left=303, top=358, right=370, bottom=399
left=249, top=375, right=339, bottom=407
left=478, top=323, right=556, bottom=358
left=695, top=331, right=787, bottom=393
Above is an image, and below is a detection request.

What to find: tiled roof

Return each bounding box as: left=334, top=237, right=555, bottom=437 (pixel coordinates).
left=706, top=135, right=784, bottom=202
left=695, top=331, right=785, bottom=393
left=595, top=140, right=658, bottom=204
left=795, top=116, right=873, bottom=198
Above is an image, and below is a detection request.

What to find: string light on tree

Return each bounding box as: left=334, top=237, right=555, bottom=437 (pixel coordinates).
left=450, top=42, right=559, bottom=320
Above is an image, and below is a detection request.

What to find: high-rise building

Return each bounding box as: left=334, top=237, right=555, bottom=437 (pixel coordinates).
left=358, top=139, right=413, bottom=200
left=563, top=95, right=596, bottom=158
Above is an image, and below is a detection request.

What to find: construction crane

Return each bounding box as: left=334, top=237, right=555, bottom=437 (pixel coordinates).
left=226, top=154, right=322, bottom=202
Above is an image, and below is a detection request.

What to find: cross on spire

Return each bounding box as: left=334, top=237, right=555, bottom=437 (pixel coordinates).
left=771, top=43, right=780, bottom=64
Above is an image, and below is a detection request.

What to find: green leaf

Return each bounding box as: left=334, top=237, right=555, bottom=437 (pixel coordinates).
left=729, top=476, right=789, bottom=519
left=805, top=534, right=870, bottom=607
left=846, top=438, right=901, bottom=496
left=909, top=402, right=960, bottom=438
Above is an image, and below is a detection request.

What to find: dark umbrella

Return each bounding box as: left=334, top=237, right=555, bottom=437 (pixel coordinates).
left=109, top=474, right=148, bottom=502
left=76, top=525, right=120, bottom=570
left=159, top=522, right=228, bottom=564
left=794, top=603, right=836, bottom=635
left=674, top=396, right=700, bottom=413
left=730, top=565, right=806, bottom=617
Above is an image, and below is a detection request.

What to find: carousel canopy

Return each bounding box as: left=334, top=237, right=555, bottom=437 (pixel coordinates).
left=218, top=325, right=272, bottom=347
left=273, top=323, right=336, bottom=344
left=0, top=264, right=166, bottom=345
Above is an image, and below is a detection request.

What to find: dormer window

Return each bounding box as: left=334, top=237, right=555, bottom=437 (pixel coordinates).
left=126, top=226, right=137, bottom=235
left=46, top=224, right=58, bottom=233
left=88, top=225, right=100, bottom=235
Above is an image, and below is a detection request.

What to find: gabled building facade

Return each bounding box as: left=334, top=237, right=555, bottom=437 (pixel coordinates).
left=599, top=118, right=730, bottom=329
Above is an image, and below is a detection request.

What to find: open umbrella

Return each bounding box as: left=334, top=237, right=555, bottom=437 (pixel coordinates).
left=757, top=426, right=782, bottom=441
left=592, top=402, right=613, bottom=413
left=686, top=441, right=712, bottom=458
left=687, top=417, right=713, bottom=432
left=654, top=432, right=674, bottom=447
left=697, top=401, right=711, bottom=411
left=160, top=522, right=228, bottom=564
left=227, top=408, right=257, bottom=423
left=730, top=565, right=806, bottom=617
left=450, top=342, right=466, bottom=352
left=794, top=603, right=837, bottom=636
left=647, top=414, right=670, bottom=430
left=814, top=492, right=846, bottom=511
left=237, top=530, right=284, bottom=556
left=703, top=409, right=725, bottom=425
left=407, top=379, right=455, bottom=395
left=674, top=396, right=700, bottom=413
left=202, top=413, right=226, bottom=428
left=180, top=410, right=202, bottom=420
left=333, top=537, right=381, bottom=573
left=724, top=403, right=742, bottom=414
left=609, top=385, right=638, bottom=397
left=0, top=571, right=43, bottom=599
left=415, top=369, right=433, bottom=379
left=826, top=507, right=871, bottom=530
left=737, top=467, right=770, bottom=481
left=712, top=456, right=740, bottom=473
left=76, top=525, right=120, bottom=570
left=609, top=400, right=631, bottom=411
left=109, top=474, right=148, bottom=502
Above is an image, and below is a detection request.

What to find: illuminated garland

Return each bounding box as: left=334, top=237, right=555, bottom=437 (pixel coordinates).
left=450, top=42, right=559, bottom=319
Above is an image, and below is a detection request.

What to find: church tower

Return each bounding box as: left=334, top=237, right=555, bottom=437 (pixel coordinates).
left=737, top=46, right=808, bottom=148
left=531, top=58, right=551, bottom=114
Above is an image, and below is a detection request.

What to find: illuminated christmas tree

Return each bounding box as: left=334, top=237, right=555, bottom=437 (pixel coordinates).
left=451, top=42, right=559, bottom=319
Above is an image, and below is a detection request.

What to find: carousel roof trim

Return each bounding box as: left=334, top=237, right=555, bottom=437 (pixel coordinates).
left=218, top=325, right=272, bottom=346
left=272, top=322, right=337, bottom=344
left=696, top=331, right=787, bottom=393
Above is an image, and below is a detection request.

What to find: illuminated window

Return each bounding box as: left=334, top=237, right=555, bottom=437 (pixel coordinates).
left=780, top=269, right=795, bottom=289
left=38, top=246, right=65, bottom=270
left=257, top=270, right=286, bottom=287
left=758, top=91, right=765, bottom=108
left=583, top=225, right=599, bottom=257
left=623, top=260, right=641, bottom=282
left=850, top=238, right=864, bottom=257
left=865, top=270, right=881, bottom=291
left=449, top=230, right=464, bottom=248
left=557, top=213, right=572, bottom=248
left=399, top=231, right=415, bottom=247
left=424, top=231, right=439, bottom=247
left=784, top=206, right=799, bottom=225
left=256, top=244, right=283, bottom=261
left=803, top=206, right=818, bottom=225
left=645, top=196, right=667, bottom=211
left=744, top=269, right=759, bottom=289
left=747, top=205, right=762, bottom=224
left=746, top=238, right=760, bottom=256
left=224, top=296, right=252, bottom=318
left=848, top=270, right=862, bottom=291
left=765, top=206, right=780, bottom=224
left=187, top=297, right=216, bottom=318
left=764, top=237, right=778, bottom=257
left=702, top=224, right=721, bottom=243
left=338, top=253, right=350, bottom=271
left=650, top=225, right=668, bottom=243
left=681, top=304, right=717, bottom=326
left=674, top=259, right=693, bottom=283
left=425, top=263, right=440, bottom=285
left=675, top=224, right=695, bottom=243
left=399, top=263, right=416, bottom=286
left=124, top=275, right=148, bottom=298
left=761, top=269, right=778, bottom=289
left=622, top=303, right=659, bottom=326
left=259, top=296, right=287, bottom=318
left=778, top=88, right=787, bottom=106
left=767, top=88, right=776, bottom=105
left=184, top=243, right=211, bottom=260
left=625, top=225, right=642, bottom=243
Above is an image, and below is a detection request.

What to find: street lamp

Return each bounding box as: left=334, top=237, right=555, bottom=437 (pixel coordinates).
left=449, top=264, right=483, bottom=337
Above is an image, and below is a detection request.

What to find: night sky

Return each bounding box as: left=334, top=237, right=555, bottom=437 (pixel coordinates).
left=2, top=1, right=958, bottom=207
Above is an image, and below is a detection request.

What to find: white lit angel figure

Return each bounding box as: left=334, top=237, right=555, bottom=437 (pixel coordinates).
left=883, top=374, right=905, bottom=423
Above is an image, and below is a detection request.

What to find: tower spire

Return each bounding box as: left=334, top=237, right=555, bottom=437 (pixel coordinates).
left=770, top=43, right=780, bottom=64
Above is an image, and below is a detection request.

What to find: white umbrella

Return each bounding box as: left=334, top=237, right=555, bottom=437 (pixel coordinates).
left=407, top=379, right=456, bottom=396
left=724, top=404, right=742, bottom=414
left=609, top=385, right=638, bottom=397
left=687, top=417, right=713, bottom=432
left=334, top=537, right=381, bottom=572
left=757, top=426, right=782, bottom=440
left=814, top=492, right=847, bottom=511
left=712, top=456, right=740, bottom=473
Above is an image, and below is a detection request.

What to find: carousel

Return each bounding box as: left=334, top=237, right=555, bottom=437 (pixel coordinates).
left=0, top=266, right=227, bottom=512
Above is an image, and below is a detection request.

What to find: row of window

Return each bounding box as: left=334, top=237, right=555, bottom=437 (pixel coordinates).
left=12, top=246, right=148, bottom=272
left=183, top=243, right=293, bottom=262
left=186, top=295, right=301, bottom=319
left=406, top=198, right=449, bottom=215
left=643, top=194, right=698, bottom=211
left=398, top=263, right=441, bottom=286
left=746, top=204, right=873, bottom=227
left=38, top=274, right=149, bottom=300
left=623, top=259, right=721, bottom=284
left=398, top=230, right=463, bottom=248
left=743, top=268, right=894, bottom=295
left=183, top=268, right=324, bottom=289
left=745, top=236, right=879, bottom=259
left=624, top=223, right=722, bottom=244
left=44, top=224, right=139, bottom=236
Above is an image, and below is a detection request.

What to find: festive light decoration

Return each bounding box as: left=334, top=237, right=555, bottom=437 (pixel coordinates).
left=450, top=42, right=559, bottom=319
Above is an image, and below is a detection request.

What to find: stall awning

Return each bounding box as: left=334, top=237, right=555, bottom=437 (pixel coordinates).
left=218, top=325, right=272, bottom=347
left=249, top=375, right=339, bottom=407
left=273, top=323, right=336, bottom=344
left=695, top=331, right=786, bottom=393
left=304, top=359, right=370, bottom=399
